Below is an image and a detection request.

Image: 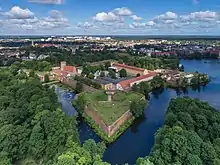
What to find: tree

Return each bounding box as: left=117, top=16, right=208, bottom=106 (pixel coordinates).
left=200, top=142, right=217, bottom=163
left=28, top=123, right=46, bottom=159
left=75, top=82, right=83, bottom=93
left=149, top=97, right=220, bottom=165
left=108, top=70, right=116, bottom=79
left=136, top=158, right=154, bottom=165
left=0, top=67, right=82, bottom=164
left=88, top=73, right=95, bottom=79
left=191, top=77, right=199, bottom=85
left=44, top=74, right=50, bottom=83
left=179, top=65, right=184, bottom=71
left=29, top=70, right=35, bottom=78
left=100, top=71, right=105, bottom=77
left=213, top=138, right=220, bottom=156
left=130, top=100, right=147, bottom=118
left=0, top=152, right=12, bottom=165
left=82, top=139, right=106, bottom=159
left=17, top=70, right=28, bottom=80
left=185, top=131, right=203, bottom=156
left=184, top=154, right=203, bottom=165
left=0, top=124, right=30, bottom=160
left=151, top=75, right=164, bottom=89
left=55, top=138, right=108, bottom=165
left=104, top=61, right=111, bottom=70
left=136, top=73, right=141, bottom=77
left=9, top=63, right=19, bottom=76
left=119, top=69, right=127, bottom=78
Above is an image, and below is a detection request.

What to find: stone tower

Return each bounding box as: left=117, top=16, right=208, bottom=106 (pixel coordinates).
left=106, top=90, right=115, bottom=102
left=60, top=61, right=66, bottom=71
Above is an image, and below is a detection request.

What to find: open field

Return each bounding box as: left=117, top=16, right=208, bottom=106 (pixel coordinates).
left=84, top=91, right=143, bottom=125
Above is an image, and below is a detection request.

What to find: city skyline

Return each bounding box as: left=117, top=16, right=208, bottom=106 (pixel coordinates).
left=1, top=0, right=220, bottom=35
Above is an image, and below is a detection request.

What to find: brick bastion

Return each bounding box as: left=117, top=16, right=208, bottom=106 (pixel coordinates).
left=84, top=105, right=132, bottom=137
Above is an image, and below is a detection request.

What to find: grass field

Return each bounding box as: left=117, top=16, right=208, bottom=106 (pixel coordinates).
left=84, top=91, right=144, bottom=125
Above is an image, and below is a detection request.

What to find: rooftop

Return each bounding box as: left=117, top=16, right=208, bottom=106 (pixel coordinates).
left=119, top=72, right=157, bottom=90
left=63, top=66, right=77, bottom=73
left=95, top=77, right=130, bottom=85
left=112, top=63, right=145, bottom=72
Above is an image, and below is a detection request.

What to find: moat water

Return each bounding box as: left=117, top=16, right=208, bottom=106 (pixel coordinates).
left=57, top=59, right=220, bottom=165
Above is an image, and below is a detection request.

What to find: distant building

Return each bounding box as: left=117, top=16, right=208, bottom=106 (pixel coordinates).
left=112, top=63, right=149, bottom=76
left=151, top=51, right=177, bottom=57
left=61, top=61, right=66, bottom=71
left=117, top=72, right=157, bottom=91
left=63, top=66, right=77, bottom=73
left=184, top=74, right=194, bottom=83
left=51, top=61, right=78, bottom=81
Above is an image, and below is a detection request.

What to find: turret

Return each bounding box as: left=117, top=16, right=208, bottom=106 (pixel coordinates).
left=60, top=61, right=66, bottom=71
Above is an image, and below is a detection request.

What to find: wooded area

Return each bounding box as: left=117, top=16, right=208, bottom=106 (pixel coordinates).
left=137, top=97, right=220, bottom=165
left=0, top=67, right=109, bottom=165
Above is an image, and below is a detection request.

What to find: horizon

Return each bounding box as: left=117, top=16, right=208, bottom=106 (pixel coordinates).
left=1, top=0, right=220, bottom=35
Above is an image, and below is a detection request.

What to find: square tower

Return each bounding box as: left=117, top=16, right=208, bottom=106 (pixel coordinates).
left=60, top=61, right=67, bottom=71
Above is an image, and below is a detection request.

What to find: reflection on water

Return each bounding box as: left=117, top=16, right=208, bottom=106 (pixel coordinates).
left=55, top=87, right=77, bottom=116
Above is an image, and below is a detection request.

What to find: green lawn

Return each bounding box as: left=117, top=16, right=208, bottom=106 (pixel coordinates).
left=83, top=91, right=144, bottom=125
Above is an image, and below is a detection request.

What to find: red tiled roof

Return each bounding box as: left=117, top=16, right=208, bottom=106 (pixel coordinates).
left=51, top=69, right=69, bottom=79
left=119, top=72, right=157, bottom=90
left=113, top=63, right=145, bottom=72
left=63, top=66, right=77, bottom=73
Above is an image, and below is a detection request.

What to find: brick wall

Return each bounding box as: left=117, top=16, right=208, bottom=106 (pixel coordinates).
left=84, top=105, right=132, bottom=137
left=61, top=78, right=99, bottom=92
left=108, top=110, right=132, bottom=137
left=84, top=106, right=109, bottom=134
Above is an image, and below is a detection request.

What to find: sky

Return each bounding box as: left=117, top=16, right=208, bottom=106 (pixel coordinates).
left=1, top=0, right=220, bottom=35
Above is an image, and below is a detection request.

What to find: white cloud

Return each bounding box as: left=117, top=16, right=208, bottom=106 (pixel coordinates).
left=77, top=22, right=94, bottom=29
left=180, top=11, right=217, bottom=22
left=0, top=20, right=3, bottom=27
left=146, top=21, right=156, bottom=26
left=36, top=10, right=69, bottom=28
left=114, top=7, right=132, bottom=16
left=101, top=22, right=115, bottom=26
left=41, top=17, right=69, bottom=28
left=5, top=6, right=35, bottom=19
left=49, top=10, right=63, bottom=18
left=130, top=22, right=146, bottom=28
left=93, top=12, right=120, bottom=22
left=130, top=15, right=142, bottom=21
left=20, top=24, right=34, bottom=30
left=1, top=5, right=220, bottom=35
left=164, top=20, right=175, bottom=24
left=28, top=0, right=64, bottom=4
left=129, top=20, right=155, bottom=29
left=129, top=24, right=135, bottom=29
left=3, top=8, right=69, bottom=31
left=156, top=11, right=178, bottom=20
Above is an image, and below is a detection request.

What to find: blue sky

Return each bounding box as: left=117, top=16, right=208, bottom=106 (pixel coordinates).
left=0, top=0, right=220, bottom=35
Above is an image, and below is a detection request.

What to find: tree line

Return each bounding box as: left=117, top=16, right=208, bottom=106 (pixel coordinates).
left=0, top=66, right=109, bottom=165
left=37, top=47, right=180, bottom=70
left=138, top=97, right=220, bottom=165
left=177, top=51, right=219, bottom=60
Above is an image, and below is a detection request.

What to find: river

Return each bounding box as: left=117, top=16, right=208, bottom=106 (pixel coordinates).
left=57, top=59, right=220, bottom=165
